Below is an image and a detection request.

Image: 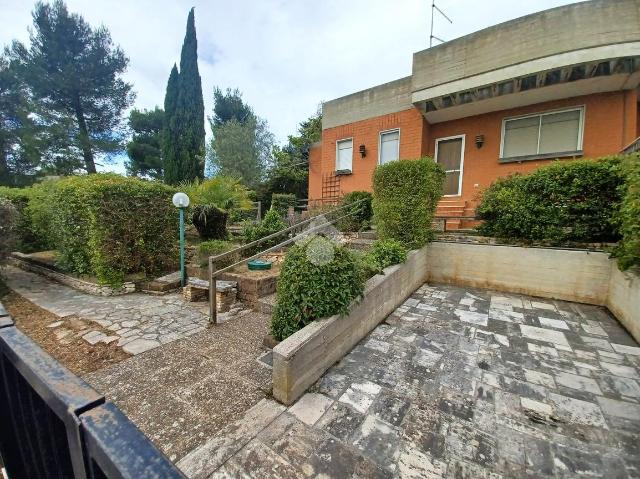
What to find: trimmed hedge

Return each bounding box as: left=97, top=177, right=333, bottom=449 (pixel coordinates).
left=271, top=236, right=364, bottom=341
left=192, top=205, right=228, bottom=240
left=372, top=158, right=445, bottom=249
left=476, top=157, right=623, bottom=243
left=614, top=154, right=640, bottom=270
left=0, top=186, right=42, bottom=252
left=271, top=193, right=297, bottom=217
left=0, top=198, right=18, bottom=265
left=337, top=191, right=373, bottom=232
left=48, top=174, right=177, bottom=285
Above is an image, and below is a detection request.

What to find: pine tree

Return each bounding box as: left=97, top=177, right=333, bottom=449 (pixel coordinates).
left=175, top=7, right=205, bottom=183
left=162, top=64, right=180, bottom=183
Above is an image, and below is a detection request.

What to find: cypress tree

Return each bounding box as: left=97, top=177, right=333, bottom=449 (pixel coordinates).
left=175, top=7, right=205, bottom=182
left=162, top=64, right=180, bottom=183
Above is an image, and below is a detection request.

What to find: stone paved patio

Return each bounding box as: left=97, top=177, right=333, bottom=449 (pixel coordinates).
left=179, top=283, right=640, bottom=478
left=2, top=266, right=248, bottom=355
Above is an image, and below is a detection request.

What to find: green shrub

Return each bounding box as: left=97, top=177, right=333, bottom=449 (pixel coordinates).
left=366, top=239, right=407, bottom=271
left=243, top=208, right=287, bottom=245
left=197, top=240, right=236, bottom=268
left=48, top=174, right=177, bottom=286
left=614, top=154, right=640, bottom=270
left=0, top=186, right=41, bottom=251
left=337, top=191, right=373, bottom=232
left=0, top=198, right=19, bottom=265
left=192, top=205, right=228, bottom=239
left=476, top=157, right=623, bottom=242
left=372, top=158, right=445, bottom=249
left=271, top=193, right=297, bottom=217
left=180, top=176, right=253, bottom=211
left=271, top=236, right=364, bottom=340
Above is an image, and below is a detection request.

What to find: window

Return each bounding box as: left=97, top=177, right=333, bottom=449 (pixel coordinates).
left=379, top=129, right=400, bottom=164
left=501, top=107, right=584, bottom=159
left=336, top=138, right=353, bottom=171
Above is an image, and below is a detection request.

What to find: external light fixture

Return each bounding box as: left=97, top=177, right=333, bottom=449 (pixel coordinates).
left=475, top=134, right=485, bottom=149
left=359, top=144, right=366, bottom=158
left=172, top=192, right=190, bottom=286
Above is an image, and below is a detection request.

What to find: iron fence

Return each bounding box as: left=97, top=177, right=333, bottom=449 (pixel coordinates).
left=0, top=309, right=184, bottom=479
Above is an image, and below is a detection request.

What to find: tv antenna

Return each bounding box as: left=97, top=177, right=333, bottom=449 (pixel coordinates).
left=430, top=1, right=453, bottom=47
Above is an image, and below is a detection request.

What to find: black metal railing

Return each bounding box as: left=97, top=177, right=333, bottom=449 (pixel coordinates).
left=0, top=307, right=185, bottom=479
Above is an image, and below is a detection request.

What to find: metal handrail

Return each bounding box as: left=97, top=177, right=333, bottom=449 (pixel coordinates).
left=207, top=199, right=367, bottom=324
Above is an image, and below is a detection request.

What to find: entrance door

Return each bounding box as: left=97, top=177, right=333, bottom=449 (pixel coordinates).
left=435, top=136, right=465, bottom=196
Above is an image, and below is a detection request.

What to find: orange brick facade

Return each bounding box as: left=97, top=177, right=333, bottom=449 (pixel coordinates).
left=309, top=90, right=639, bottom=209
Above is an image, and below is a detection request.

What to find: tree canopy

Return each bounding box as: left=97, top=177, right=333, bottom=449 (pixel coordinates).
left=211, top=87, right=253, bottom=127
left=7, top=0, right=134, bottom=175
left=162, top=8, right=205, bottom=185
left=125, top=107, right=164, bottom=179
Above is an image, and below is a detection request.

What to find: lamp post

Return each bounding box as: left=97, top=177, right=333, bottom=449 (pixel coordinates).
left=172, top=192, right=190, bottom=287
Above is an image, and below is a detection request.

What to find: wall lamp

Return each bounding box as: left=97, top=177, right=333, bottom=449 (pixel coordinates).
left=359, top=144, right=366, bottom=158
left=475, top=134, right=485, bottom=149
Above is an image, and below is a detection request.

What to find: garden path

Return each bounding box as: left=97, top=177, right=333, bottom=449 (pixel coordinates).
left=178, top=283, right=640, bottom=478
left=2, top=266, right=248, bottom=355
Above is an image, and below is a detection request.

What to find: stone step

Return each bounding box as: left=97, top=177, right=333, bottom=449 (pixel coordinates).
left=357, top=230, right=378, bottom=240
left=144, top=271, right=181, bottom=293
left=345, top=238, right=375, bottom=251
left=253, top=293, right=277, bottom=315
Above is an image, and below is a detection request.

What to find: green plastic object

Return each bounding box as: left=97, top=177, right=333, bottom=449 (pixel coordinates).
left=248, top=259, right=272, bottom=271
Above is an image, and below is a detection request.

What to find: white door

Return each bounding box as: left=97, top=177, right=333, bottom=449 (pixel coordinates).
left=435, top=136, right=465, bottom=196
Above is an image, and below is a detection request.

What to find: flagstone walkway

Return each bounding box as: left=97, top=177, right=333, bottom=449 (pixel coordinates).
left=179, top=283, right=640, bottom=478
left=2, top=266, right=248, bottom=355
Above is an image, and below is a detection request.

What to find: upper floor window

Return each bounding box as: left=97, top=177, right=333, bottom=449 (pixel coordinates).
left=336, top=138, right=353, bottom=171
left=500, top=107, right=584, bottom=160
left=379, top=129, right=400, bottom=165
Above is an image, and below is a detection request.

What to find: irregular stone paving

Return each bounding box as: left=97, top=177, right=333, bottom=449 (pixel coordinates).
left=179, top=283, right=640, bottom=478
left=3, top=266, right=249, bottom=355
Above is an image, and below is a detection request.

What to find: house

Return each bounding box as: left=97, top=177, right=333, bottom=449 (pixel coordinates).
left=308, top=0, right=640, bottom=229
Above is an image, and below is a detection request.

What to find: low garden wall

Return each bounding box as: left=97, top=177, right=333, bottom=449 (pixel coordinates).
left=272, top=241, right=640, bottom=405
left=272, top=245, right=429, bottom=405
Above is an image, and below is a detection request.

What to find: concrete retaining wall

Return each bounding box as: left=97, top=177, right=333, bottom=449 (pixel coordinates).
left=425, top=242, right=612, bottom=305
left=272, top=245, right=429, bottom=405
left=607, top=263, right=640, bottom=343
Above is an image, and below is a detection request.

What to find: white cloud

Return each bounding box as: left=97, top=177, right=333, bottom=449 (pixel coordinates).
left=0, top=0, right=580, bottom=173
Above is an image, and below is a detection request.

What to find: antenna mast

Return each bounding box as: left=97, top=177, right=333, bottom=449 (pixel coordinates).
left=430, top=1, right=453, bottom=47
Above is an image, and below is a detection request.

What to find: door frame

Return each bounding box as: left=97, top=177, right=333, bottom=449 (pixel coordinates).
left=435, top=134, right=465, bottom=197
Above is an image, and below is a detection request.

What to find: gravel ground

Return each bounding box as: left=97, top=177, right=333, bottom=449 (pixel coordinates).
left=1, top=289, right=131, bottom=375
left=83, top=309, right=273, bottom=463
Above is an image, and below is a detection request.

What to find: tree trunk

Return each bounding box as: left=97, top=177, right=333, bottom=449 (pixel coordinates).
left=73, top=95, right=96, bottom=174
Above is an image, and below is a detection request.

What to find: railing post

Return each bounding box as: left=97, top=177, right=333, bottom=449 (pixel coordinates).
left=209, top=257, right=217, bottom=326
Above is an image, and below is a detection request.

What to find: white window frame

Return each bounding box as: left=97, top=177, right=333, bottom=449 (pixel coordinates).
left=434, top=134, right=465, bottom=197
left=499, top=106, right=585, bottom=160
left=378, top=128, right=401, bottom=165
left=335, top=137, right=353, bottom=172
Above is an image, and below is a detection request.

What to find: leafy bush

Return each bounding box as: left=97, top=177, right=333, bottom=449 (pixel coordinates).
left=48, top=174, right=177, bottom=285
left=0, top=198, right=19, bottom=265
left=337, top=191, right=373, bottom=232
left=372, top=158, right=445, bottom=249
left=476, top=157, right=623, bottom=243
left=197, top=240, right=236, bottom=268
left=614, top=154, right=640, bottom=270
left=0, top=186, right=42, bottom=251
left=271, top=193, right=297, bottom=217
left=192, top=205, right=228, bottom=240
left=243, top=208, right=287, bottom=245
left=271, top=236, right=364, bottom=340
left=366, top=239, right=407, bottom=271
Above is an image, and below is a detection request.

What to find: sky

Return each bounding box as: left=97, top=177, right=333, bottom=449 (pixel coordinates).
left=0, top=0, right=581, bottom=173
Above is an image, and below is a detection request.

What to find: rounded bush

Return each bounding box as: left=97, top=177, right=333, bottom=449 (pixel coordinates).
left=372, top=158, right=445, bottom=249
left=192, top=205, right=228, bottom=240
left=270, top=236, right=364, bottom=341
left=367, top=238, right=407, bottom=271
left=337, top=191, right=373, bottom=232
left=243, top=208, right=287, bottom=244
left=476, top=157, right=623, bottom=243
left=271, top=193, right=297, bottom=217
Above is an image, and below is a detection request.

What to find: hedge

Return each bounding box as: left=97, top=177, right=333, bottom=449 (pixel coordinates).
left=271, top=236, right=364, bottom=341
left=337, top=191, right=373, bottom=232
left=271, top=193, right=297, bottom=217
left=48, top=174, right=177, bottom=285
left=0, top=186, right=42, bottom=252
left=614, top=154, right=640, bottom=270
left=372, top=158, right=445, bottom=249
left=0, top=198, right=18, bottom=265
left=476, top=157, right=623, bottom=243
